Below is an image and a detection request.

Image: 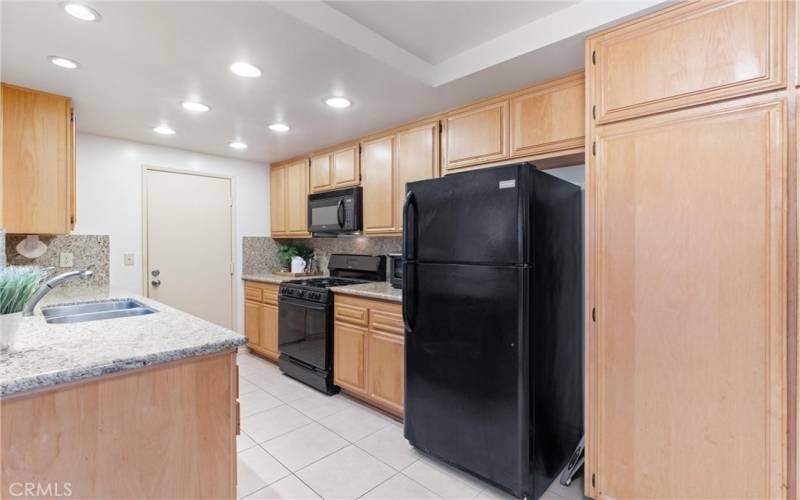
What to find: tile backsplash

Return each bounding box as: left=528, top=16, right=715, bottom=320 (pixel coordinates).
left=242, top=236, right=401, bottom=276
left=5, top=234, right=110, bottom=288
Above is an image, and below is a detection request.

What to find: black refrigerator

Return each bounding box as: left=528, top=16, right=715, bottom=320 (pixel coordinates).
left=402, top=163, right=582, bottom=499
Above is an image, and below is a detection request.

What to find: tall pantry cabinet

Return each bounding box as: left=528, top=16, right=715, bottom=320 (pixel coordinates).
left=584, top=1, right=792, bottom=498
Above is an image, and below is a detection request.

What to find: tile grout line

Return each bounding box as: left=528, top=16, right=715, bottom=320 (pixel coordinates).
left=253, top=441, right=333, bottom=499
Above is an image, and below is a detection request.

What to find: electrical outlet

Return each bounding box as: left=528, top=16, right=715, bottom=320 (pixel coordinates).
left=124, top=253, right=135, bottom=266
left=59, top=252, right=74, bottom=268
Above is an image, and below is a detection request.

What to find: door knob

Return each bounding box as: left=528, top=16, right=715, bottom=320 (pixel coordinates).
left=151, top=269, right=161, bottom=287
left=151, top=278, right=161, bottom=287
left=151, top=270, right=160, bottom=277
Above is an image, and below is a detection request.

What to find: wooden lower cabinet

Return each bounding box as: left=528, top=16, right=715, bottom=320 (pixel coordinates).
left=334, top=294, right=404, bottom=417
left=587, top=97, right=787, bottom=498
left=1, top=352, right=238, bottom=499
left=243, top=281, right=280, bottom=361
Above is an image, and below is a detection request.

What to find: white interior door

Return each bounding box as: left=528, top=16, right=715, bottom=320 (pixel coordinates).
left=145, top=168, right=233, bottom=329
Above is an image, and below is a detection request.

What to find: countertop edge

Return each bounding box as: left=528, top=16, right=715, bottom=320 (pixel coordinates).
left=0, top=338, right=245, bottom=398
left=241, top=274, right=290, bottom=285
left=330, top=286, right=402, bottom=303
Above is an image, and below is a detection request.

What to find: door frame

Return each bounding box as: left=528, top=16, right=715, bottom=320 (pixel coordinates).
left=141, top=165, right=236, bottom=328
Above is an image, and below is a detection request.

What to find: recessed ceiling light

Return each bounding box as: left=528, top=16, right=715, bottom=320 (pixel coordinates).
left=48, top=56, right=79, bottom=69
left=229, top=141, right=248, bottom=150
left=181, top=101, right=210, bottom=113
left=325, top=97, right=351, bottom=108
left=268, top=123, right=290, bottom=132
left=62, top=2, right=100, bottom=21
left=229, top=62, right=262, bottom=78
left=153, top=126, right=176, bottom=135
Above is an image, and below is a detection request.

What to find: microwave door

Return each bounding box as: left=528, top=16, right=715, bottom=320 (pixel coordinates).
left=310, top=200, right=344, bottom=232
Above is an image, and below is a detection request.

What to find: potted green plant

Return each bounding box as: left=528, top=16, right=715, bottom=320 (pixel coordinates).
left=277, top=245, right=299, bottom=272
left=0, top=267, right=46, bottom=351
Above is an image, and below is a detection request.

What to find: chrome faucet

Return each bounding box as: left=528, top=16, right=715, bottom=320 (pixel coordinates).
left=23, top=269, right=94, bottom=316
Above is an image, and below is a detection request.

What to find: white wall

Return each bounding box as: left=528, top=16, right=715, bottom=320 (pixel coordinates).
left=74, top=133, right=269, bottom=333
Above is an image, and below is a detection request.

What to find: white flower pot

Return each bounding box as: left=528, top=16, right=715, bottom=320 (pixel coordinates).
left=0, top=312, right=22, bottom=352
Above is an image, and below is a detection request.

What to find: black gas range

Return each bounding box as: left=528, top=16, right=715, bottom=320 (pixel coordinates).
left=278, top=254, right=386, bottom=394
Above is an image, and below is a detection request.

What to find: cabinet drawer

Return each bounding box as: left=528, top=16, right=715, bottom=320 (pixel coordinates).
left=370, top=310, right=403, bottom=337
left=335, top=303, right=369, bottom=326
left=244, top=285, right=262, bottom=302
left=262, top=287, right=279, bottom=306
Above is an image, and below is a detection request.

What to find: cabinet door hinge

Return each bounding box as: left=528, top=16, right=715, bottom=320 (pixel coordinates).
left=438, top=121, right=443, bottom=134
left=592, top=307, right=596, bottom=322
left=70, top=215, right=75, bottom=225
left=592, top=473, right=596, bottom=488
left=592, top=105, right=596, bottom=120
left=592, top=50, right=596, bottom=65
left=358, top=143, right=362, bottom=155
left=70, top=110, right=75, bottom=122
left=592, top=141, right=596, bottom=156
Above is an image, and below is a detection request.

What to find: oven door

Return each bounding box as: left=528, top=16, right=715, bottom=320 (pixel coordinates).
left=278, top=296, right=330, bottom=370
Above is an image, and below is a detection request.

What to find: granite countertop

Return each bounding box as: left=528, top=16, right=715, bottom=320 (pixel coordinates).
left=330, top=282, right=402, bottom=303
left=241, top=273, right=298, bottom=284
left=0, top=287, right=245, bottom=397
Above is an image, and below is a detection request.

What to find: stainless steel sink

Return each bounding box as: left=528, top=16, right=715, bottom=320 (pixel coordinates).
left=42, top=299, right=158, bottom=324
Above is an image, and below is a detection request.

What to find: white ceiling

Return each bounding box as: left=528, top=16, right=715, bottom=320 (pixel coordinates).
left=325, top=1, right=579, bottom=65
left=0, top=1, right=662, bottom=164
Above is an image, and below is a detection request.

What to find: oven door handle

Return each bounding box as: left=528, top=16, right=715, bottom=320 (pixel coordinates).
left=278, top=296, right=328, bottom=310
left=337, top=199, right=345, bottom=228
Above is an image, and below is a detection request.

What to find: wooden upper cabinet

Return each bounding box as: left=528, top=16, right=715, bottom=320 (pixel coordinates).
left=588, top=0, right=786, bottom=124
left=2, top=83, right=76, bottom=234
left=510, top=72, right=584, bottom=158
left=332, top=145, right=360, bottom=188
left=444, top=98, right=508, bottom=172
left=285, top=160, right=309, bottom=235
left=269, top=165, right=286, bottom=235
left=590, top=98, right=786, bottom=499
left=395, top=121, right=439, bottom=229
left=309, top=154, right=332, bottom=193
left=361, top=135, right=396, bottom=234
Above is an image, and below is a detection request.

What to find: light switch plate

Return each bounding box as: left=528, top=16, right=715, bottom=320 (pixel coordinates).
left=124, top=253, right=135, bottom=266
left=59, top=252, right=74, bottom=268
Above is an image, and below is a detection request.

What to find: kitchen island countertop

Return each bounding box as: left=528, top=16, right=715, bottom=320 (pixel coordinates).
left=0, top=287, right=245, bottom=397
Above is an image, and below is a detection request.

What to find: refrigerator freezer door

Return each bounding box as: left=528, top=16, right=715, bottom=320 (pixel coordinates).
left=403, top=262, right=531, bottom=496
left=404, top=164, right=532, bottom=266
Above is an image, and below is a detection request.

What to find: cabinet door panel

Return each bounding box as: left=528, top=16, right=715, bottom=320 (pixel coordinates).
left=362, top=136, right=396, bottom=233
left=310, top=154, right=332, bottom=193
left=445, top=99, right=508, bottom=171
left=260, top=304, right=279, bottom=358
left=510, top=73, right=584, bottom=158
left=244, top=300, right=260, bottom=346
left=591, top=99, right=786, bottom=498
left=3, top=84, right=73, bottom=234
left=589, top=0, right=786, bottom=123
left=333, top=322, right=368, bottom=395
left=396, top=122, right=439, bottom=231
left=333, top=146, right=359, bottom=187
left=368, top=332, right=404, bottom=416
left=286, top=160, right=309, bottom=235
left=270, top=166, right=286, bottom=235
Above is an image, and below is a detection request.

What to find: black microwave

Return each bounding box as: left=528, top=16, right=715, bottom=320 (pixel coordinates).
left=389, top=253, right=402, bottom=289
left=308, top=187, right=362, bottom=235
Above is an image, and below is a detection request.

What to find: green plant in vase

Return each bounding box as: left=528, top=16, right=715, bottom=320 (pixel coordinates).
left=278, top=245, right=299, bottom=271
left=0, top=266, right=46, bottom=351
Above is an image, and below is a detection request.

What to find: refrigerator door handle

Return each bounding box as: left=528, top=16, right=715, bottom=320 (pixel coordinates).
left=402, top=261, right=416, bottom=332
left=403, top=191, right=417, bottom=260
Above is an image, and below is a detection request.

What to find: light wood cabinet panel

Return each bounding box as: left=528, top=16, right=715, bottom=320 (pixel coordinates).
left=259, top=303, right=279, bottom=359
left=335, top=295, right=404, bottom=417
left=286, top=160, right=309, bottom=235
left=444, top=99, right=508, bottom=172
left=333, top=145, right=360, bottom=187
left=244, top=300, right=260, bottom=346
left=368, top=332, right=404, bottom=415
left=395, top=121, right=439, bottom=230
left=2, top=353, right=237, bottom=499
left=333, top=322, right=368, bottom=395
left=243, top=281, right=281, bottom=362
left=309, top=154, right=332, bottom=193
left=510, top=72, right=584, bottom=158
left=588, top=0, right=786, bottom=124
left=2, top=83, right=75, bottom=234
left=589, top=98, right=786, bottom=499
left=269, top=165, right=286, bottom=235
left=361, top=135, right=396, bottom=234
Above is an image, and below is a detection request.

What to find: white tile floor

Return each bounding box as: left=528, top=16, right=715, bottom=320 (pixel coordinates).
left=236, top=351, right=585, bottom=500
